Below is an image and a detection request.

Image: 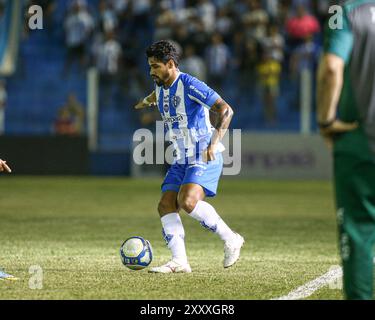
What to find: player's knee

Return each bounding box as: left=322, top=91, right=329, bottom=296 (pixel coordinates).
left=178, top=195, right=198, bottom=214
left=157, top=200, right=177, bottom=217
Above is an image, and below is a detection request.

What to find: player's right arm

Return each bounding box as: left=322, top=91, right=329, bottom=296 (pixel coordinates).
left=0, top=159, right=11, bottom=173
left=316, top=9, right=358, bottom=147
left=186, top=77, right=234, bottom=162
left=134, top=91, right=157, bottom=109
left=207, top=98, right=234, bottom=155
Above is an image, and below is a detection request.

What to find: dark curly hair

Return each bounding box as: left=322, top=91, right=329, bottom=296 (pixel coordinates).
left=146, top=40, right=180, bottom=67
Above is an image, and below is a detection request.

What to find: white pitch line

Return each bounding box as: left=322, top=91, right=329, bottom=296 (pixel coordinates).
left=273, top=266, right=343, bottom=300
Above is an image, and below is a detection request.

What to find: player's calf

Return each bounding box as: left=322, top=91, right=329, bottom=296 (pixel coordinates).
left=158, top=191, right=180, bottom=217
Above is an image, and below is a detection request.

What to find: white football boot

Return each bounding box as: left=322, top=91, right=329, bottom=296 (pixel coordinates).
left=223, top=233, right=245, bottom=268
left=0, top=269, right=18, bottom=281
left=149, top=260, right=192, bottom=274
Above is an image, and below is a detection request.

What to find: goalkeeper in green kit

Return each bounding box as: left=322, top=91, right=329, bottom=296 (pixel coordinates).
left=317, top=0, right=375, bottom=299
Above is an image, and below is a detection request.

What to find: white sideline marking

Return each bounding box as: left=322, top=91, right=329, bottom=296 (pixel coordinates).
left=273, top=266, right=343, bottom=300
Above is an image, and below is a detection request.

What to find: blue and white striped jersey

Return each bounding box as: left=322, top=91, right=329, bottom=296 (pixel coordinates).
left=155, top=72, right=225, bottom=161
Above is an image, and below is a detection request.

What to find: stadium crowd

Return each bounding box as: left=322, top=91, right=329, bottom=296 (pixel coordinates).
left=22, top=0, right=332, bottom=125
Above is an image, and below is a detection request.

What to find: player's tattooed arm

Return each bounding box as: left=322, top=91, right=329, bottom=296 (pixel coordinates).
left=210, top=98, right=234, bottom=143
left=204, top=98, right=234, bottom=162
left=134, top=91, right=157, bottom=109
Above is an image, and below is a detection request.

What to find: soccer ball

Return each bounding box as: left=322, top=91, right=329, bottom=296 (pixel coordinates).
left=120, top=236, right=153, bottom=270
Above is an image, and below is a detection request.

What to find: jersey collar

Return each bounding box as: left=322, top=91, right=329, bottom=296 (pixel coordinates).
left=163, top=71, right=181, bottom=90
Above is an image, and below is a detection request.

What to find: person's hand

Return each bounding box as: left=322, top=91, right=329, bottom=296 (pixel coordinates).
left=319, top=120, right=359, bottom=149
left=202, top=144, right=217, bottom=163
left=0, top=159, right=11, bottom=173
left=134, top=91, right=157, bottom=109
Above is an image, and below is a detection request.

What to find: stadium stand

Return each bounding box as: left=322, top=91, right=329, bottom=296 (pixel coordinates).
left=2, top=0, right=324, bottom=150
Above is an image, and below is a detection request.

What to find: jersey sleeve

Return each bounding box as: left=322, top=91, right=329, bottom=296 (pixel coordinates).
left=324, top=8, right=354, bottom=63
left=186, top=77, right=221, bottom=109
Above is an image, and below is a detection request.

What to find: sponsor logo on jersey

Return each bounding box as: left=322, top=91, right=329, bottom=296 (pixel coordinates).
left=189, top=85, right=207, bottom=100
left=163, top=114, right=184, bottom=124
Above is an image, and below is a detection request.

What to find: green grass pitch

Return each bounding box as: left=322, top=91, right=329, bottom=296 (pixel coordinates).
left=0, top=177, right=346, bottom=300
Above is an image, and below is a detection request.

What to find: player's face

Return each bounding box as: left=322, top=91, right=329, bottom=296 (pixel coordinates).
left=148, top=57, right=172, bottom=87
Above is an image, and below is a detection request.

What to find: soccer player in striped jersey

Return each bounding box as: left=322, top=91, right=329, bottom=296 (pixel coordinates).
left=136, top=40, right=244, bottom=273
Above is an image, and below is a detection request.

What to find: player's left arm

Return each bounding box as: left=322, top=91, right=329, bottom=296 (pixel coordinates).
left=134, top=91, right=157, bottom=109
left=316, top=10, right=358, bottom=148
left=0, top=158, right=12, bottom=173
left=205, top=98, right=234, bottom=162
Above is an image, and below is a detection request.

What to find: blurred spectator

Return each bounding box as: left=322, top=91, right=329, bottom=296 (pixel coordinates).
left=234, top=30, right=258, bottom=76
left=196, top=0, right=217, bottom=33
left=180, top=45, right=207, bottom=82
left=161, top=0, right=186, bottom=16
left=94, top=31, right=123, bottom=75
left=154, top=5, right=176, bottom=41
left=129, top=0, right=153, bottom=35
left=110, top=0, right=129, bottom=16
left=164, top=1, right=197, bottom=24
left=235, top=34, right=259, bottom=103
left=63, top=0, right=95, bottom=75
left=131, top=0, right=152, bottom=17
left=263, top=0, right=279, bottom=20
left=277, top=0, right=292, bottom=28
left=290, top=35, right=320, bottom=79
left=256, top=50, right=281, bottom=125
left=205, top=33, right=231, bottom=91
left=97, top=0, right=118, bottom=33
left=289, top=35, right=320, bottom=111
left=215, top=6, right=233, bottom=42
left=54, top=93, right=85, bottom=136
left=286, top=5, right=320, bottom=47
left=260, top=23, right=284, bottom=63
left=94, top=30, right=123, bottom=107
left=0, top=80, right=7, bottom=135
left=242, top=0, right=269, bottom=42
left=173, top=24, right=190, bottom=51
left=187, top=16, right=208, bottom=56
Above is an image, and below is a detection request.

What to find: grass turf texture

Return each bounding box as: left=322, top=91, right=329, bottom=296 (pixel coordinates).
left=0, top=177, right=346, bottom=300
